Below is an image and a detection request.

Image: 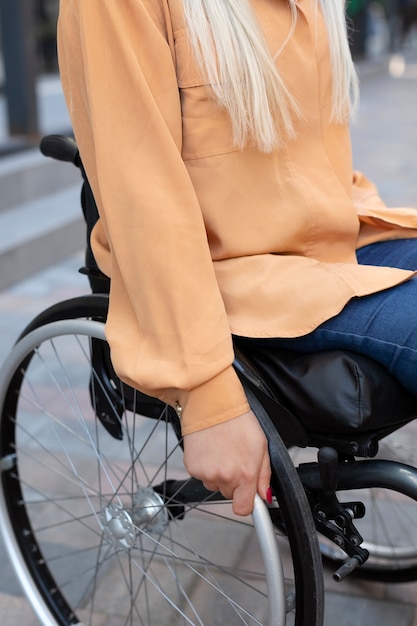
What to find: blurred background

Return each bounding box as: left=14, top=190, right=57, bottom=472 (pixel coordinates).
left=0, top=0, right=416, bottom=152
left=0, top=0, right=71, bottom=155
left=348, top=0, right=417, bottom=58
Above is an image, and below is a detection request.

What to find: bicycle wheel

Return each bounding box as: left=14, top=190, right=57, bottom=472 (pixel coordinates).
left=0, top=314, right=323, bottom=625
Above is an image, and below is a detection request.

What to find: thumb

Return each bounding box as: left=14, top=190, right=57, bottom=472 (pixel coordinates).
left=257, top=450, right=272, bottom=503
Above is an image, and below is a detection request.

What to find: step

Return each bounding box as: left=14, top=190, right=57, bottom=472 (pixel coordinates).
left=0, top=184, right=85, bottom=291
left=0, top=144, right=80, bottom=214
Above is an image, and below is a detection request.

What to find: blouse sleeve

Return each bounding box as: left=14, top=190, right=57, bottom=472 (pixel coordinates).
left=353, top=171, right=417, bottom=248
left=57, top=0, right=250, bottom=435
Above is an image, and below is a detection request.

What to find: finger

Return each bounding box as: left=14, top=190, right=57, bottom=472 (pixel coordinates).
left=257, top=452, right=272, bottom=502
left=202, top=480, right=221, bottom=494
left=202, top=480, right=236, bottom=502
left=231, top=481, right=257, bottom=517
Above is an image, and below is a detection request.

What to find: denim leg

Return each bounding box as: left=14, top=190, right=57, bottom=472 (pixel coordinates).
left=356, top=238, right=417, bottom=270
left=259, top=239, right=417, bottom=395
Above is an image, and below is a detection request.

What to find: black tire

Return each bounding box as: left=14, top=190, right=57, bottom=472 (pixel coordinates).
left=15, top=293, right=109, bottom=336
left=0, top=298, right=323, bottom=625
left=246, top=389, right=324, bottom=625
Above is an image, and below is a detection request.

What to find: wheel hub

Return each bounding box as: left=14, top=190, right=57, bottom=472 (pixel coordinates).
left=133, top=487, right=169, bottom=535
left=101, top=503, right=136, bottom=550
left=100, top=488, right=169, bottom=549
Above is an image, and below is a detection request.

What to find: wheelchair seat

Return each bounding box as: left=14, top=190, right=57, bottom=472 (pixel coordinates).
left=233, top=342, right=417, bottom=456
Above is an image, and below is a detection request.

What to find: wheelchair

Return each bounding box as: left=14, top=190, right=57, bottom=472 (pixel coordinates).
left=1, top=135, right=417, bottom=626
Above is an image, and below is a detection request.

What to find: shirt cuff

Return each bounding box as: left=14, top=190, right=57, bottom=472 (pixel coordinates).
left=166, top=365, right=250, bottom=436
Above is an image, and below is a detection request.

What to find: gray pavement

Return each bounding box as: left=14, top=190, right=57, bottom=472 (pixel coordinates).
left=1, top=43, right=417, bottom=625
left=0, top=74, right=82, bottom=291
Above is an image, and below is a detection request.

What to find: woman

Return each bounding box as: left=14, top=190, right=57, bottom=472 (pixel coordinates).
left=57, top=0, right=417, bottom=517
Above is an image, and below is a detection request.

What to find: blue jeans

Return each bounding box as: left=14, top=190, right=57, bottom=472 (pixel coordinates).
left=255, top=239, right=417, bottom=396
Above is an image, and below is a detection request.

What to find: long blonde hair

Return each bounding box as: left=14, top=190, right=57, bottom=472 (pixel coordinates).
left=182, top=0, right=359, bottom=153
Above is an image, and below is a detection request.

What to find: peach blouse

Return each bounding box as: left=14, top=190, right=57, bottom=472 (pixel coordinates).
left=58, top=0, right=417, bottom=434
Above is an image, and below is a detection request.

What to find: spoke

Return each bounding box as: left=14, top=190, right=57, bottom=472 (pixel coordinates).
left=11, top=430, right=102, bottom=499
left=129, top=536, right=260, bottom=626
left=57, top=541, right=114, bottom=596
left=130, top=524, right=267, bottom=622
left=1, top=326, right=286, bottom=625
left=364, top=488, right=417, bottom=559
left=47, top=337, right=125, bottom=506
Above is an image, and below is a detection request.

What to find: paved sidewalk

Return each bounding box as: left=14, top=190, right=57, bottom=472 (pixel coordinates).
left=0, top=46, right=417, bottom=625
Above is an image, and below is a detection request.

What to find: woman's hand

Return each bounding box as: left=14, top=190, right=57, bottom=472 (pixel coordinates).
left=182, top=410, right=271, bottom=516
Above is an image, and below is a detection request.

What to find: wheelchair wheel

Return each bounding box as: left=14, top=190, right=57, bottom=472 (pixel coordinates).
left=0, top=312, right=323, bottom=625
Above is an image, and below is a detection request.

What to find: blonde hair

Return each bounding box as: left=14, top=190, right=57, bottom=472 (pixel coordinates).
left=182, top=0, right=359, bottom=153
